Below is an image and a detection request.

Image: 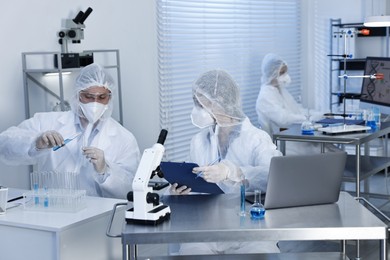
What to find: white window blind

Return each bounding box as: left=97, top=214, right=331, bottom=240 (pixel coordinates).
left=313, top=1, right=332, bottom=112
left=157, top=0, right=302, bottom=161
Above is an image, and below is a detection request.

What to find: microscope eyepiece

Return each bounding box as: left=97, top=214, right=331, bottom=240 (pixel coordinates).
left=79, top=7, right=93, bottom=24
left=157, top=129, right=168, bottom=145
left=72, top=11, right=84, bottom=24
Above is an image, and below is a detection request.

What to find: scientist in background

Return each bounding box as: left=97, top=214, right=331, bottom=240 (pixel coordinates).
left=0, top=63, right=140, bottom=199
left=256, top=53, right=333, bottom=155
left=170, top=69, right=282, bottom=255
left=256, top=53, right=324, bottom=136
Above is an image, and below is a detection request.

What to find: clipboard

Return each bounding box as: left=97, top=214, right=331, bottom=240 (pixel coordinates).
left=159, top=161, right=224, bottom=194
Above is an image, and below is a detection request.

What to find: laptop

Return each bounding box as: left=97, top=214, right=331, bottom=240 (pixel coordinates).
left=263, top=151, right=347, bottom=209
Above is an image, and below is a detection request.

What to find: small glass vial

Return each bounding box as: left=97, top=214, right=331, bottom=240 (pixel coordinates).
left=372, top=107, right=381, bottom=129
left=250, top=189, right=265, bottom=219
left=301, top=115, right=314, bottom=135
left=366, top=109, right=377, bottom=131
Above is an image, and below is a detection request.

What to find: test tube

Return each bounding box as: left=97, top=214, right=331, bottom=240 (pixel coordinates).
left=239, top=179, right=246, bottom=216
left=43, top=186, right=49, bottom=208
left=31, top=172, right=40, bottom=205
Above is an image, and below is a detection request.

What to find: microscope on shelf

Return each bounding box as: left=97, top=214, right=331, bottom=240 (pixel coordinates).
left=125, top=129, right=171, bottom=225
left=55, top=7, right=94, bottom=68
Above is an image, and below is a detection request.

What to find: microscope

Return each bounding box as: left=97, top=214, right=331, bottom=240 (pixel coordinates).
left=55, top=7, right=94, bottom=68
left=125, top=130, right=171, bottom=225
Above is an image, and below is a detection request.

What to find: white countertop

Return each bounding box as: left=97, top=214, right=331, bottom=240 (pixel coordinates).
left=0, top=189, right=125, bottom=232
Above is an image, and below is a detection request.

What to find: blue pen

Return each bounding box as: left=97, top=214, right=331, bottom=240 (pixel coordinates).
left=195, top=157, right=221, bottom=179
left=52, top=133, right=81, bottom=151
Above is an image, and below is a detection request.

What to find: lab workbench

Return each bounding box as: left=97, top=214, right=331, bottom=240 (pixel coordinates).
left=273, top=122, right=390, bottom=199
left=0, top=191, right=125, bottom=260
left=120, top=192, right=388, bottom=260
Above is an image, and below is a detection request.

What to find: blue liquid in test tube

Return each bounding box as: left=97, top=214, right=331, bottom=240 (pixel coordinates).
left=34, top=183, right=39, bottom=205
left=43, top=187, right=49, bottom=208
left=240, top=182, right=246, bottom=216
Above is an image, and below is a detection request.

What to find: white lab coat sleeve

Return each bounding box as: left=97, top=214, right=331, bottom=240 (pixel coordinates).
left=93, top=132, right=141, bottom=199
left=306, top=109, right=325, bottom=122
left=0, top=116, right=48, bottom=165
left=236, top=130, right=282, bottom=193
left=257, top=85, right=306, bottom=128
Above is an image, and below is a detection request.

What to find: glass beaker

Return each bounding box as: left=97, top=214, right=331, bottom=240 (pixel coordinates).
left=250, top=189, right=265, bottom=219
left=301, top=114, right=315, bottom=135
left=366, top=109, right=377, bottom=131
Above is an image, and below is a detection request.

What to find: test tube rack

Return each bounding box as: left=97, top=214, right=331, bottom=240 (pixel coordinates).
left=23, top=189, right=86, bottom=212
left=24, top=171, right=86, bottom=212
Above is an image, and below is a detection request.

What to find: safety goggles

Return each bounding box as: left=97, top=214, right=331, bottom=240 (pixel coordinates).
left=79, top=91, right=112, bottom=104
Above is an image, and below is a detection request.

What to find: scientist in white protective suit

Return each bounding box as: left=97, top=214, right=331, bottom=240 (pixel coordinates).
left=0, top=63, right=140, bottom=199
left=169, top=69, right=282, bottom=255
left=256, top=53, right=337, bottom=155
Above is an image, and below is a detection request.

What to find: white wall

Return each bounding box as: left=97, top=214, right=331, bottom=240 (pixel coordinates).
left=0, top=0, right=159, bottom=188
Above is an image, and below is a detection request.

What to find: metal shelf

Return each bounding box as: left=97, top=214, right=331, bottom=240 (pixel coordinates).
left=343, top=154, right=390, bottom=182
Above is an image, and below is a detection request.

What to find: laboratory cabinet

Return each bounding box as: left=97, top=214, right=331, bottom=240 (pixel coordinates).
left=0, top=194, right=125, bottom=260
left=328, top=18, right=389, bottom=113
left=22, top=49, right=123, bottom=125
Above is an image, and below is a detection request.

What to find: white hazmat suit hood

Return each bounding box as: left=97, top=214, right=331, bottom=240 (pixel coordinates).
left=71, top=63, right=115, bottom=123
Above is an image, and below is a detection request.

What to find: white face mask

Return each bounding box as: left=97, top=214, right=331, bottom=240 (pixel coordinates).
left=80, top=102, right=108, bottom=124
left=278, top=73, right=291, bottom=87
left=191, top=106, right=215, bottom=128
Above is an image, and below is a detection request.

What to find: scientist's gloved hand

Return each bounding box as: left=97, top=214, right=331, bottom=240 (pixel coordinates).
left=82, top=146, right=107, bottom=174
left=36, top=130, right=64, bottom=149
left=169, top=183, right=191, bottom=195
left=193, top=162, right=229, bottom=183
left=193, top=160, right=243, bottom=183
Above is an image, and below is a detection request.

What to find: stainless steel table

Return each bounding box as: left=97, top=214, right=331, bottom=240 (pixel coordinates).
left=273, top=122, right=390, bottom=198
left=120, top=192, right=388, bottom=260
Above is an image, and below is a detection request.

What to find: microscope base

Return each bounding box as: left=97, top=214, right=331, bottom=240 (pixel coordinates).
left=125, top=204, right=171, bottom=225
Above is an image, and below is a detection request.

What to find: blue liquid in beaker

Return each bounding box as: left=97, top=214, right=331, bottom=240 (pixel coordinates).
left=301, top=129, right=314, bottom=135
left=366, top=120, right=377, bottom=131
left=250, top=206, right=265, bottom=219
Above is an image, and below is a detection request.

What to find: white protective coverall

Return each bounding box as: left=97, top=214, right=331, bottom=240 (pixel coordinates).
left=0, top=63, right=140, bottom=199
left=256, top=53, right=334, bottom=155
left=177, top=69, right=282, bottom=255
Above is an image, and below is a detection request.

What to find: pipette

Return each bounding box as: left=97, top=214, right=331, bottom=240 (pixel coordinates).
left=53, top=133, right=82, bottom=151
left=338, top=73, right=384, bottom=80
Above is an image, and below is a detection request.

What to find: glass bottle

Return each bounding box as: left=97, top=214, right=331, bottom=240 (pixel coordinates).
left=250, top=189, right=265, bottom=219
left=301, top=109, right=315, bottom=135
